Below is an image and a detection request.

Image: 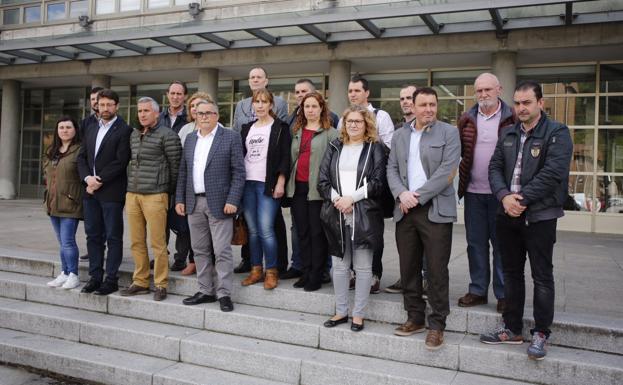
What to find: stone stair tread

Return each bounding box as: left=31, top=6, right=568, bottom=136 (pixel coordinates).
left=153, top=362, right=289, bottom=385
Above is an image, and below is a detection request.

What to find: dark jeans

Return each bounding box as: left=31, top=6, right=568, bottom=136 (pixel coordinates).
left=396, top=203, right=452, bottom=330
left=373, top=226, right=384, bottom=278
left=291, top=182, right=328, bottom=286
left=464, top=192, right=504, bottom=299
left=497, top=214, right=556, bottom=337
left=83, top=197, right=124, bottom=283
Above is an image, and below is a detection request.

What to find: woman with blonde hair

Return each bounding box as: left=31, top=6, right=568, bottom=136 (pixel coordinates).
left=317, top=105, right=388, bottom=331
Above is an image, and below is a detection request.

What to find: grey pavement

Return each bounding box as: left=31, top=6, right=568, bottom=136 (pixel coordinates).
left=1, top=199, right=622, bottom=319
left=0, top=364, right=81, bottom=385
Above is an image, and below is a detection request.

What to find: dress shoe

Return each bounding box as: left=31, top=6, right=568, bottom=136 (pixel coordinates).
left=458, top=292, right=488, bottom=307
left=94, top=281, right=118, bottom=296
left=170, top=260, right=187, bottom=272
left=153, top=287, right=167, bottom=301
left=323, top=316, right=348, bottom=328
left=219, top=296, right=234, bottom=312
left=80, top=279, right=101, bottom=293
left=241, top=266, right=264, bottom=286
left=384, top=279, right=403, bottom=294
left=351, top=320, right=365, bottom=332
left=394, top=320, right=426, bottom=336
left=497, top=299, right=506, bottom=314
left=120, top=284, right=150, bottom=297
left=280, top=267, right=303, bottom=280
left=234, top=259, right=251, bottom=274
left=79, top=254, right=89, bottom=261
left=181, top=262, right=196, bottom=276
left=264, top=268, right=279, bottom=290
left=303, top=280, right=321, bottom=292
left=293, top=277, right=307, bottom=288
left=183, top=292, right=217, bottom=305
left=321, top=270, right=332, bottom=284
left=370, top=275, right=380, bottom=294
left=149, top=259, right=154, bottom=269
left=425, top=329, right=444, bottom=350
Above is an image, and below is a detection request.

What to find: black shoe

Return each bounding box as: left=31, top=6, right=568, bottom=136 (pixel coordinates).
left=293, top=277, right=307, bottom=288
left=81, top=279, right=101, bottom=293
left=321, top=271, right=332, bottom=284
left=280, top=267, right=303, bottom=280
left=170, top=260, right=187, bottom=272
left=323, top=316, right=348, bottom=328
left=79, top=254, right=89, bottom=261
left=351, top=320, right=365, bottom=332
left=149, top=260, right=154, bottom=270
left=183, top=292, right=217, bottom=305
left=94, top=281, right=118, bottom=296
left=219, top=296, right=234, bottom=312
left=304, top=281, right=321, bottom=292
left=234, top=260, right=251, bottom=274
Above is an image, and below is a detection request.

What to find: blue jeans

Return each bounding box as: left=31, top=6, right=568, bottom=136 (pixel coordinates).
left=464, top=192, right=504, bottom=299
left=243, top=181, right=280, bottom=269
left=83, top=197, right=124, bottom=283
left=50, top=216, right=80, bottom=275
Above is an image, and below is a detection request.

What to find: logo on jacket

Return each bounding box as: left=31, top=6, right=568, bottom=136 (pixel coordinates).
left=530, top=145, right=541, bottom=158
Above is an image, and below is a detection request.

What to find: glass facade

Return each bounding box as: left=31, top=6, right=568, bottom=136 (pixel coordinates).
left=15, top=62, right=623, bottom=217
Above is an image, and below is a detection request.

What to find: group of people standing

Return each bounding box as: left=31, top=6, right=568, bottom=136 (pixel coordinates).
left=42, top=67, right=572, bottom=360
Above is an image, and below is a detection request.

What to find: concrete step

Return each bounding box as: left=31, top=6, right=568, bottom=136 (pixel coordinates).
left=0, top=328, right=287, bottom=385
left=1, top=291, right=622, bottom=385
left=1, top=252, right=621, bottom=356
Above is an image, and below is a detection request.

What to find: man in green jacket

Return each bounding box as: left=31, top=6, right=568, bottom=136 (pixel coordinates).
left=120, top=96, right=182, bottom=301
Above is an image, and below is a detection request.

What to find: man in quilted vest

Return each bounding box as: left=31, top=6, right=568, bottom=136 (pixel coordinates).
left=121, top=97, right=181, bottom=302
left=456, top=73, right=516, bottom=313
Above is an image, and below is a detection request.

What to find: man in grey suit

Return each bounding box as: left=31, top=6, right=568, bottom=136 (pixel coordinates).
left=232, top=66, right=289, bottom=274
left=387, top=87, right=460, bottom=350
left=175, top=100, right=245, bottom=312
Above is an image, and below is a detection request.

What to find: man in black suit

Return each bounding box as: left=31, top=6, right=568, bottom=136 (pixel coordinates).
left=77, top=89, right=132, bottom=296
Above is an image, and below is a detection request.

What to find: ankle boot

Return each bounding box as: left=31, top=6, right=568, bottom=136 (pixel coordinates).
left=241, top=266, right=264, bottom=286
left=264, top=268, right=279, bottom=290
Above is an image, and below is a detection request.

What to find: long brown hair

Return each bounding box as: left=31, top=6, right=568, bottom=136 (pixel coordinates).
left=186, top=92, right=214, bottom=122
left=292, top=92, right=331, bottom=134
left=251, top=88, right=277, bottom=120
left=339, top=105, right=378, bottom=144
left=46, top=115, right=80, bottom=161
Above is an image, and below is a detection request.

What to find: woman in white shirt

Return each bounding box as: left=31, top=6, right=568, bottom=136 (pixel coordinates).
left=317, top=105, right=388, bottom=332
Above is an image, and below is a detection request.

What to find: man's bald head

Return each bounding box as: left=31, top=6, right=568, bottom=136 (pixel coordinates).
left=474, top=72, right=502, bottom=112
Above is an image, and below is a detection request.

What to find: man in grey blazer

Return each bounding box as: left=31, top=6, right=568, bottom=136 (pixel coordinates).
left=387, top=87, right=460, bottom=350
left=175, top=100, right=245, bottom=312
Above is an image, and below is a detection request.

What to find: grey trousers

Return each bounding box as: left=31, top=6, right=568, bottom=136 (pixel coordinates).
left=332, top=226, right=373, bottom=318
left=187, top=197, right=234, bottom=299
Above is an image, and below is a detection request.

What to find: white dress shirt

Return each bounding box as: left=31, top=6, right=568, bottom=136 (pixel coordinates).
left=407, top=122, right=428, bottom=192
left=193, top=125, right=219, bottom=194
left=93, top=116, right=118, bottom=176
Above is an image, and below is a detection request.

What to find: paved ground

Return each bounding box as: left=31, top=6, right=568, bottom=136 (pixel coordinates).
left=0, top=364, right=83, bottom=385
left=1, top=199, right=622, bottom=319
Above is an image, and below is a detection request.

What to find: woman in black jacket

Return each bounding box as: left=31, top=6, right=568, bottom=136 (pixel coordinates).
left=317, top=105, right=387, bottom=332
left=240, top=88, right=291, bottom=290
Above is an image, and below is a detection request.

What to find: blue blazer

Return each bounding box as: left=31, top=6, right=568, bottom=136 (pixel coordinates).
left=175, top=126, right=246, bottom=219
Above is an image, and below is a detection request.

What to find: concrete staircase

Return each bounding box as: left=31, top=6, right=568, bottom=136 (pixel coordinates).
left=0, top=251, right=621, bottom=385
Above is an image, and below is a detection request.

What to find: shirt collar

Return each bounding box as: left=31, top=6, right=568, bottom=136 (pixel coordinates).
left=99, top=115, right=117, bottom=129
left=197, top=124, right=219, bottom=139
left=477, top=101, right=502, bottom=120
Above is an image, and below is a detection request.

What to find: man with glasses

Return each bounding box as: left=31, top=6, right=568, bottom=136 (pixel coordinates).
left=176, top=101, right=245, bottom=312
left=77, top=89, right=132, bottom=296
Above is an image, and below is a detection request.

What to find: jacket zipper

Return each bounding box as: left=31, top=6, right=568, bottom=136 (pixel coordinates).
left=330, top=141, right=345, bottom=255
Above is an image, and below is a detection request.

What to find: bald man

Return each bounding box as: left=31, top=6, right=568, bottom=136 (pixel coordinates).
left=456, top=73, right=516, bottom=313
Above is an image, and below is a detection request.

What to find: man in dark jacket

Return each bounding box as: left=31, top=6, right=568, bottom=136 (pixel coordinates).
left=77, top=89, right=132, bottom=296
left=480, top=80, right=573, bottom=361
left=120, top=96, right=182, bottom=302
left=456, top=73, right=516, bottom=313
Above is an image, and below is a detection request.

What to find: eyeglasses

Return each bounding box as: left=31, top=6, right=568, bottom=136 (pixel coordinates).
left=196, top=111, right=218, bottom=118
left=345, top=119, right=365, bottom=126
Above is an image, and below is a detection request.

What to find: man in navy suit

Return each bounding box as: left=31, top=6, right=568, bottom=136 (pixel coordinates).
left=77, top=89, right=132, bottom=295
left=175, top=100, right=245, bottom=312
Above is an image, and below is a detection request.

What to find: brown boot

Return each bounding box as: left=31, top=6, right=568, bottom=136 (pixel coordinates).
left=264, top=268, right=279, bottom=290
left=241, top=266, right=263, bottom=286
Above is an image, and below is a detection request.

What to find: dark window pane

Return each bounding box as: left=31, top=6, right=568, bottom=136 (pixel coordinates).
left=218, top=104, right=231, bottom=128
left=541, top=97, right=595, bottom=126
left=597, top=129, right=623, bottom=173
left=517, top=66, right=596, bottom=94
left=569, top=128, right=595, bottom=173
left=3, top=8, right=20, bottom=25
left=23, top=109, right=42, bottom=127
left=599, top=96, right=623, bottom=125
left=600, top=63, right=623, bottom=93
left=437, top=99, right=467, bottom=126
left=432, top=70, right=482, bottom=98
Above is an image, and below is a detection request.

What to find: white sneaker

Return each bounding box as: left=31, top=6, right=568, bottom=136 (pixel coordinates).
left=61, top=273, right=80, bottom=290
left=47, top=273, right=68, bottom=287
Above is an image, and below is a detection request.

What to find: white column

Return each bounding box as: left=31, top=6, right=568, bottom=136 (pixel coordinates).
left=0, top=80, right=21, bottom=199
left=198, top=68, right=219, bottom=101
left=492, top=51, right=517, bottom=106
left=328, top=60, right=351, bottom=116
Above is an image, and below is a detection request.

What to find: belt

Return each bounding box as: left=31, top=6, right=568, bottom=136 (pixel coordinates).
left=195, top=193, right=206, bottom=197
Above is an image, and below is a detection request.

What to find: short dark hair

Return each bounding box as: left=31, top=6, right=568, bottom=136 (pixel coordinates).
left=97, top=89, right=119, bottom=104
left=400, top=84, right=418, bottom=91
left=168, top=80, right=188, bottom=95
left=350, top=74, right=369, bottom=91
left=515, top=80, right=543, bottom=100
left=295, top=78, right=316, bottom=89
left=90, top=86, right=104, bottom=95
left=413, top=87, right=438, bottom=102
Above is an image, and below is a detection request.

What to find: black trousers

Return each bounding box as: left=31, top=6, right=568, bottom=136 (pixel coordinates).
left=290, top=182, right=328, bottom=286
left=396, top=203, right=452, bottom=330
left=241, top=205, right=288, bottom=272
left=497, top=214, right=556, bottom=337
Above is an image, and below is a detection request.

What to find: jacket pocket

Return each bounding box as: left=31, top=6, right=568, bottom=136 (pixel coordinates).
left=436, top=188, right=457, bottom=217
left=427, top=142, right=445, bottom=166
left=57, top=183, right=82, bottom=214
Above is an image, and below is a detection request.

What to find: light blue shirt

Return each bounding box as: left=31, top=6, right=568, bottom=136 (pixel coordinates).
left=407, top=122, right=428, bottom=192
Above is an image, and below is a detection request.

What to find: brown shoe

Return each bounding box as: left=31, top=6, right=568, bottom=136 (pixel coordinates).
left=458, top=292, right=488, bottom=307
left=425, top=329, right=444, bottom=350
left=497, top=299, right=506, bottom=314
left=264, top=268, right=279, bottom=290
left=241, top=266, right=264, bottom=286
left=181, top=262, right=196, bottom=276
left=120, top=284, right=149, bottom=297
left=394, top=320, right=426, bottom=336
left=153, top=287, right=167, bottom=301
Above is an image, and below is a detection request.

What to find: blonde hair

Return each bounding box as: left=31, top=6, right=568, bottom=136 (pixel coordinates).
left=186, top=92, right=214, bottom=122
left=340, top=105, right=378, bottom=144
